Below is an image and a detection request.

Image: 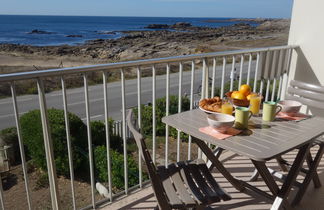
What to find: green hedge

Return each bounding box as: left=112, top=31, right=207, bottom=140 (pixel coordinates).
left=90, top=120, right=123, bottom=152
left=0, top=127, right=20, bottom=164
left=133, top=95, right=190, bottom=139
left=94, top=145, right=146, bottom=190
left=20, top=109, right=88, bottom=176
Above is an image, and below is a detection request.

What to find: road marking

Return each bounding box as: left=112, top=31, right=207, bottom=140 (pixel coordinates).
left=68, top=98, right=104, bottom=106
left=0, top=97, right=33, bottom=105
left=82, top=114, right=103, bottom=121
left=0, top=111, right=27, bottom=119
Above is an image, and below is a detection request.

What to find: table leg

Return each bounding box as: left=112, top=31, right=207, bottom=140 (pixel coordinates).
left=207, top=147, right=224, bottom=171
left=292, top=144, right=324, bottom=206
left=192, top=137, right=245, bottom=192
left=306, top=149, right=322, bottom=188
left=271, top=143, right=311, bottom=210
left=252, top=160, right=279, bottom=196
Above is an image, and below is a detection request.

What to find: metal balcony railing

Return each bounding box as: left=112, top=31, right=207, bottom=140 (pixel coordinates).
left=0, top=45, right=297, bottom=210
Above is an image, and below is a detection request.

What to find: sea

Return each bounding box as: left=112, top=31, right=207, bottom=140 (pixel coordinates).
left=0, top=15, right=258, bottom=46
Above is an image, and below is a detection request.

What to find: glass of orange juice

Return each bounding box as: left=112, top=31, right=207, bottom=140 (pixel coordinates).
left=249, top=93, right=262, bottom=115
left=221, top=99, right=233, bottom=115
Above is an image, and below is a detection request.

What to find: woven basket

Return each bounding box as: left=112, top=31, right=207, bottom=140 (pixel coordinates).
left=225, top=92, right=250, bottom=107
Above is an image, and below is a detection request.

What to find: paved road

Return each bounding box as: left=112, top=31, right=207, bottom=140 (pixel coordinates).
left=0, top=61, right=255, bottom=129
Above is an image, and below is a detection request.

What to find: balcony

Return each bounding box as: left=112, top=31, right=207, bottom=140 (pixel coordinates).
left=0, top=45, right=323, bottom=210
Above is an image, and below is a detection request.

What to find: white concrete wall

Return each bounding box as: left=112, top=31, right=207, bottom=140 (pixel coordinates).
left=288, top=0, right=324, bottom=84
left=288, top=0, right=324, bottom=116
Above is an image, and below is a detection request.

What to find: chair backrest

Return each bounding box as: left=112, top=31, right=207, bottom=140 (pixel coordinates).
left=126, top=110, right=171, bottom=210
left=286, top=80, right=324, bottom=110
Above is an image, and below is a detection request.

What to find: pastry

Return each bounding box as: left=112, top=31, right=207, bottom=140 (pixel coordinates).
left=199, top=97, right=222, bottom=112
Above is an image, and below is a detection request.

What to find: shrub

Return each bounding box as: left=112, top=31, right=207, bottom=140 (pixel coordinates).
left=0, top=127, right=20, bottom=164
left=90, top=120, right=123, bottom=152
left=133, top=95, right=190, bottom=139
left=20, top=109, right=88, bottom=176
left=94, top=145, right=145, bottom=190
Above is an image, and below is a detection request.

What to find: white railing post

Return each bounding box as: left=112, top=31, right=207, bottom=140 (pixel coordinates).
left=37, top=78, right=60, bottom=210
left=165, top=64, right=170, bottom=167
left=211, top=58, right=216, bottom=97
left=0, top=177, right=4, bottom=210
left=121, top=69, right=128, bottom=194
left=220, top=57, right=226, bottom=98
left=103, top=72, right=113, bottom=202
left=230, top=56, right=236, bottom=91
left=253, top=53, right=260, bottom=93
left=136, top=67, right=143, bottom=188
left=11, top=83, right=32, bottom=210
left=247, top=53, right=252, bottom=85
left=152, top=65, right=156, bottom=163
left=83, top=74, right=96, bottom=208
left=188, top=61, right=195, bottom=160
left=239, top=55, right=244, bottom=87
left=61, top=77, right=76, bottom=210
left=176, top=62, right=183, bottom=162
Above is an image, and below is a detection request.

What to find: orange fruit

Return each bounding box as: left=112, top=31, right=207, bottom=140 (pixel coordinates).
left=231, top=91, right=246, bottom=100
left=239, top=84, right=251, bottom=96
left=246, top=93, right=258, bottom=101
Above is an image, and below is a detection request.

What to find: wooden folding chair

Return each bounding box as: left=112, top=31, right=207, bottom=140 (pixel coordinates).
left=127, top=110, right=231, bottom=209
left=284, top=80, right=324, bottom=206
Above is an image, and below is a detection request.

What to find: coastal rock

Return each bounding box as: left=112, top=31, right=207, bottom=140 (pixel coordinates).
left=171, top=22, right=192, bottom=28
left=27, top=29, right=55, bottom=34
left=145, top=24, right=169, bottom=29
left=97, top=31, right=117, bottom=35
left=66, top=34, right=83, bottom=38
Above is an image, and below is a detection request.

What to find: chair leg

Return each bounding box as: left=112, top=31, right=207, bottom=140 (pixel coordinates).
left=249, top=169, right=260, bottom=181
left=276, top=156, right=288, bottom=172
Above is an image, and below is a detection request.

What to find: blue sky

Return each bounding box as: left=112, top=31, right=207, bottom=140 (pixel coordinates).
left=0, top=0, right=293, bottom=18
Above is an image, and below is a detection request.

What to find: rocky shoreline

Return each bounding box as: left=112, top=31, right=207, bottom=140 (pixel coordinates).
left=0, top=18, right=290, bottom=67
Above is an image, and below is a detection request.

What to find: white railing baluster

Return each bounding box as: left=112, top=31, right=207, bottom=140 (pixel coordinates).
left=103, top=72, right=113, bottom=202
left=83, top=74, right=96, bottom=208
left=230, top=56, right=236, bottom=91
left=211, top=58, right=216, bottom=97
left=176, top=62, right=183, bottom=162
left=0, top=177, right=4, bottom=210
left=201, top=59, right=208, bottom=99
left=220, top=57, right=226, bottom=99
left=282, top=49, right=293, bottom=100
left=247, top=53, right=252, bottom=85
left=259, top=79, right=264, bottom=95
left=120, top=69, right=128, bottom=194
left=61, top=77, right=76, bottom=210
left=152, top=65, right=156, bottom=163
left=11, top=83, right=32, bottom=210
left=136, top=67, right=143, bottom=188
left=278, top=76, right=283, bottom=101
left=265, top=79, right=270, bottom=101
left=37, top=78, right=60, bottom=210
left=188, top=61, right=195, bottom=160
left=239, top=55, right=244, bottom=87
left=253, top=53, right=260, bottom=93
left=165, top=64, right=170, bottom=167
left=271, top=78, right=277, bottom=102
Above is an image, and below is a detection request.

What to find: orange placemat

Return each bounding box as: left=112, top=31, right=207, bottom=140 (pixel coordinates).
left=276, top=112, right=311, bottom=121
left=199, top=126, right=241, bottom=140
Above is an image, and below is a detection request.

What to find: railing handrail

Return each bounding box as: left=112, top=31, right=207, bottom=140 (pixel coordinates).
left=0, top=45, right=298, bottom=82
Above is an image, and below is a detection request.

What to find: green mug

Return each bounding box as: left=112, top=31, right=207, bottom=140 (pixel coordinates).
left=234, top=107, right=253, bottom=129
left=262, top=101, right=282, bottom=122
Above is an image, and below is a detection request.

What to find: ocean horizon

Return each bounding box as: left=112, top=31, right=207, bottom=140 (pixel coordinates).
left=0, top=15, right=259, bottom=46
